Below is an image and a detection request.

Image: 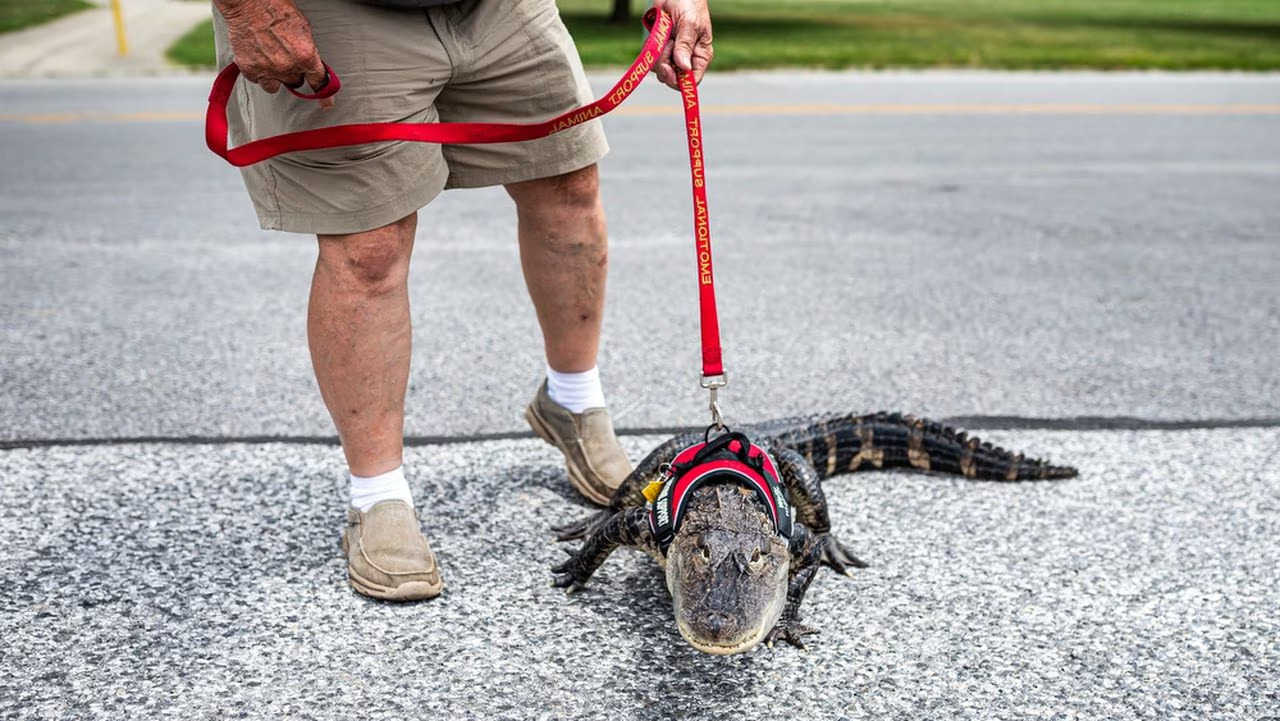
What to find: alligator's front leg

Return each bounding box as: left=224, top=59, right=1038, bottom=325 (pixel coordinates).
left=772, top=446, right=868, bottom=575
left=553, top=431, right=703, bottom=542
left=552, top=507, right=658, bottom=593
left=766, top=523, right=825, bottom=649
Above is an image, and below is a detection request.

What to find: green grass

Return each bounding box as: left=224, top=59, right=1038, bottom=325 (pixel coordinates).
left=0, top=0, right=93, bottom=34
left=166, top=0, right=1280, bottom=71
left=565, top=0, right=1280, bottom=70
left=167, top=18, right=217, bottom=68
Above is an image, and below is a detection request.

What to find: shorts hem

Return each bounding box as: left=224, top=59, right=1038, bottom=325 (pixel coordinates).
left=256, top=163, right=450, bottom=235
left=443, top=132, right=609, bottom=189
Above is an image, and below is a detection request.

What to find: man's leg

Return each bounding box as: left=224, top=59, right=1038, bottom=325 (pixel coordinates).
left=507, top=165, right=606, bottom=372
left=508, top=165, right=633, bottom=506
left=310, top=214, right=415, bottom=476
left=309, top=213, right=442, bottom=601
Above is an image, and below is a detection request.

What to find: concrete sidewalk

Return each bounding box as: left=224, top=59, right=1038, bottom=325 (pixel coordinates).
left=0, top=0, right=210, bottom=78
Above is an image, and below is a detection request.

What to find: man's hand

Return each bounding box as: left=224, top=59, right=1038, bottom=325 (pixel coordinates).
left=651, top=0, right=713, bottom=90
left=215, top=0, right=333, bottom=109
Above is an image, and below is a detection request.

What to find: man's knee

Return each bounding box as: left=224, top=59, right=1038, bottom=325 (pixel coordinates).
left=316, top=214, right=417, bottom=293
left=507, top=164, right=603, bottom=215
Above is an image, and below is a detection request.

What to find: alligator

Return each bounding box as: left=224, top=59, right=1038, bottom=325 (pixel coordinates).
left=551, top=412, right=1077, bottom=655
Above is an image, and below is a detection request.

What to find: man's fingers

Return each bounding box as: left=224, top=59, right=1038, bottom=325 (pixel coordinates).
left=655, top=62, right=678, bottom=89
left=672, top=24, right=698, bottom=72
left=303, top=56, right=334, bottom=108
left=303, top=55, right=328, bottom=92
left=223, top=4, right=328, bottom=99
left=690, top=42, right=713, bottom=83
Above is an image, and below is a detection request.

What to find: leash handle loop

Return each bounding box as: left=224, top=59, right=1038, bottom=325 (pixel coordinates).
left=286, top=64, right=340, bottom=100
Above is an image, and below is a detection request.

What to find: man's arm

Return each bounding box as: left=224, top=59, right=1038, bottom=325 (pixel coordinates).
left=214, top=0, right=332, bottom=108
left=651, top=0, right=713, bottom=89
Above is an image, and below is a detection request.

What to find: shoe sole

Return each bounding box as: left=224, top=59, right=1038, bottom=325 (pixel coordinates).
left=348, top=572, right=443, bottom=602
left=341, top=532, right=444, bottom=602
left=525, top=403, right=614, bottom=506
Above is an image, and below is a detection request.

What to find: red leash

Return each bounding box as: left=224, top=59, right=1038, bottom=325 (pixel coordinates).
left=207, top=9, right=673, bottom=166
left=676, top=71, right=727, bottom=424
left=206, top=7, right=728, bottom=423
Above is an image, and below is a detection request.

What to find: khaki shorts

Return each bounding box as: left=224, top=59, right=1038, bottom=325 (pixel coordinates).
left=213, top=0, right=609, bottom=235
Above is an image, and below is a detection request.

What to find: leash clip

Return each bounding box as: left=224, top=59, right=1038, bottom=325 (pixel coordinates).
left=700, top=372, right=727, bottom=429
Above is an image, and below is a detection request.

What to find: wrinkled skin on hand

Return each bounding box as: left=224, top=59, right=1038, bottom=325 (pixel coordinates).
left=215, top=0, right=333, bottom=109
left=651, top=0, right=713, bottom=88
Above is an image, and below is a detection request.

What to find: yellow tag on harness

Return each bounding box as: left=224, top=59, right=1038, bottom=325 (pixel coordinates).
left=642, top=480, right=665, bottom=504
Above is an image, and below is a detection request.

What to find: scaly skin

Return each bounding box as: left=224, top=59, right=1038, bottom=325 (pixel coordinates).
left=551, top=412, right=1077, bottom=654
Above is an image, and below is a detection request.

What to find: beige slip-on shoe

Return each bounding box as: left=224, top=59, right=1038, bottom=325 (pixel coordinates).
left=524, top=379, right=632, bottom=506
left=342, top=500, right=443, bottom=601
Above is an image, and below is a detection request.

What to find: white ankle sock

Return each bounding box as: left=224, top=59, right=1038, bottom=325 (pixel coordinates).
left=546, top=364, right=606, bottom=413
left=349, top=466, right=413, bottom=512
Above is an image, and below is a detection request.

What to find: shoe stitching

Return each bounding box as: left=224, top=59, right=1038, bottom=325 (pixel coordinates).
left=350, top=509, right=439, bottom=581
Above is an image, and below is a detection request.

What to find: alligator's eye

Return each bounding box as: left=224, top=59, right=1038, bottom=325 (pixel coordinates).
left=699, top=544, right=711, bottom=562
left=748, top=548, right=765, bottom=571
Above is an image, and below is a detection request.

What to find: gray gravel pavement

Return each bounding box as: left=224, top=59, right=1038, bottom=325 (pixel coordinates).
left=2, top=72, right=1279, bottom=719
left=2, top=430, right=1278, bottom=719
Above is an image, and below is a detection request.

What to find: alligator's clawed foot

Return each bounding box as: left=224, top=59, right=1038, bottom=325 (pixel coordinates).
left=766, top=620, right=819, bottom=650
left=551, top=557, right=591, bottom=594
left=551, top=575, right=589, bottom=594
left=818, top=533, right=868, bottom=576
left=551, top=511, right=608, bottom=542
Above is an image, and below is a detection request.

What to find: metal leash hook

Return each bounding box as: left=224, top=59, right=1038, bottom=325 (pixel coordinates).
left=701, top=372, right=728, bottom=430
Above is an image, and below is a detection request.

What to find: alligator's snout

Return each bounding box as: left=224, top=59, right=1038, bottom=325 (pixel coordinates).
left=665, top=485, right=791, bottom=655
left=686, top=605, right=743, bottom=650
left=704, top=613, right=730, bottom=636
left=669, top=540, right=789, bottom=654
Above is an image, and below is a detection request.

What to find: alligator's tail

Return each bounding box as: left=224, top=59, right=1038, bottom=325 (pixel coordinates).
left=754, top=412, right=1077, bottom=482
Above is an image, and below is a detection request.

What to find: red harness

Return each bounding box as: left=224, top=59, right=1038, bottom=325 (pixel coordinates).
left=648, top=431, right=794, bottom=554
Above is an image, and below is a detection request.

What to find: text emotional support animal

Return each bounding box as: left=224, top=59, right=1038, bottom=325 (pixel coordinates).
left=551, top=412, right=1077, bottom=655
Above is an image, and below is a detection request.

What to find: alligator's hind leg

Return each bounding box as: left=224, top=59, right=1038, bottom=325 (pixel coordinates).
left=553, top=431, right=702, bottom=542
left=552, top=507, right=658, bottom=593
left=766, top=523, right=825, bottom=649
left=772, top=446, right=868, bottom=575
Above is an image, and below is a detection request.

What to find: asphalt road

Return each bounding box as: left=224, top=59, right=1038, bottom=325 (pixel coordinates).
left=3, top=72, right=1279, bottom=438
left=1, top=72, right=1278, bottom=719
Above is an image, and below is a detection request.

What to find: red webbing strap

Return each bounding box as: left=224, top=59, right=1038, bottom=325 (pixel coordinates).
left=678, top=71, right=724, bottom=380
left=206, top=9, right=673, bottom=167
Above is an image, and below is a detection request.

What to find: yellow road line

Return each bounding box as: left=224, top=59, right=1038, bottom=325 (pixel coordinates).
left=2, top=104, right=1279, bottom=124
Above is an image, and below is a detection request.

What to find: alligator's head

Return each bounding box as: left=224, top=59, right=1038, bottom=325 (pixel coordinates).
left=664, top=483, right=790, bottom=655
